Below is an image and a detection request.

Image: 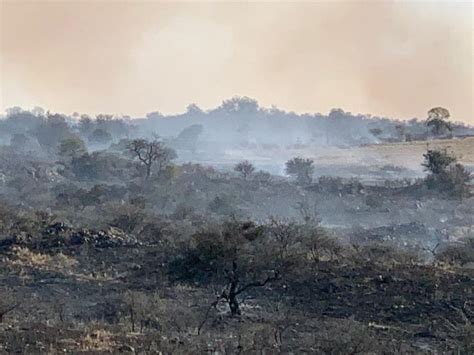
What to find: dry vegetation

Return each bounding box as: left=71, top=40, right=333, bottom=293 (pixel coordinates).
left=0, top=107, right=472, bottom=353
left=250, top=137, right=474, bottom=175
left=361, top=137, right=474, bottom=168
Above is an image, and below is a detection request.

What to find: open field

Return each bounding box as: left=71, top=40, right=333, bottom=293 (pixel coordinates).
left=197, top=137, right=474, bottom=184
left=360, top=137, right=474, bottom=168
left=325, top=137, right=474, bottom=182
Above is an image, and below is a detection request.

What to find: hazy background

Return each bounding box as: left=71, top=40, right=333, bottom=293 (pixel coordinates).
left=1, top=0, right=472, bottom=123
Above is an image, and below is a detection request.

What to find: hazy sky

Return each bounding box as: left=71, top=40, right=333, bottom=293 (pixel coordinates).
left=1, top=1, right=473, bottom=123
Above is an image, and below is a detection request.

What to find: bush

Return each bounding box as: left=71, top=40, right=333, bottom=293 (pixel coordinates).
left=208, top=195, right=238, bottom=216
left=234, top=161, right=255, bottom=179
left=352, top=244, right=421, bottom=267
left=436, top=238, right=474, bottom=266
left=422, top=149, right=456, bottom=175
left=423, top=149, right=471, bottom=198
left=317, top=176, right=344, bottom=193
left=365, top=192, right=383, bottom=209
left=285, top=157, right=314, bottom=184
left=253, top=170, right=272, bottom=184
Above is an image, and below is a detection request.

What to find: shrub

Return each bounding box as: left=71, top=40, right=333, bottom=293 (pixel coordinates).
left=423, top=149, right=471, bottom=198
left=253, top=170, right=272, bottom=184
left=234, top=161, right=255, bottom=179
left=208, top=195, right=238, bottom=216
left=285, top=157, right=314, bottom=184
left=422, top=149, right=456, bottom=175
left=436, top=238, right=474, bottom=266
left=365, top=192, right=383, bottom=209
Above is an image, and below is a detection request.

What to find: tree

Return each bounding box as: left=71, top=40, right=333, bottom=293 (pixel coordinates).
left=10, top=133, right=28, bottom=153
left=174, top=124, right=203, bottom=153
left=253, top=170, right=272, bottom=184
left=395, top=124, right=405, bottom=141
left=78, top=115, right=95, bottom=136
left=5, top=106, right=23, bottom=116
left=31, top=106, right=45, bottom=117
left=220, top=96, right=259, bottom=114
left=58, top=137, right=86, bottom=159
left=96, top=114, right=129, bottom=139
left=285, top=157, right=314, bottom=184
left=446, top=163, right=472, bottom=198
left=369, top=128, right=383, bottom=137
left=33, top=113, right=73, bottom=153
left=170, top=220, right=292, bottom=317
left=426, top=107, right=452, bottom=136
left=89, top=128, right=112, bottom=145
left=422, top=149, right=456, bottom=176
left=208, top=195, right=238, bottom=216
left=128, top=139, right=177, bottom=179
left=436, top=237, right=474, bottom=266
left=422, top=149, right=471, bottom=198
left=186, top=103, right=204, bottom=115
left=234, top=160, right=255, bottom=179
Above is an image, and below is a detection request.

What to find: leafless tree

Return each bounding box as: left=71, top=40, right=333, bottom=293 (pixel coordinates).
left=198, top=262, right=280, bottom=333
left=128, top=139, right=176, bottom=179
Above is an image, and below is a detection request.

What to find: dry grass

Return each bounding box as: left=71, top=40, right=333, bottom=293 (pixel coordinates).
left=9, top=246, right=77, bottom=271
left=225, top=137, right=474, bottom=176
left=361, top=137, right=474, bottom=167
left=80, top=329, right=116, bottom=351
left=7, top=247, right=127, bottom=284
left=302, top=137, right=474, bottom=172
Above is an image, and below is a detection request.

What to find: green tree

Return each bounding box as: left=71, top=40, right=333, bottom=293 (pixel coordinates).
left=174, top=124, right=203, bottom=154
left=422, top=149, right=456, bottom=175
left=369, top=128, right=383, bottom=137
left=285, top=157, right=315, bottom=184
left=33, top=113, right=73, bottom=153
left=426, top=107, right=452, bottom=136
left=58, top=137, right=86, bottom=159
left=78, top=115, right=95, bottom=136
left=10, top=133, right=28, bottom=153
left=89, top=128, right=112, bottom=145
left=422, top=149, right=471, bottom=198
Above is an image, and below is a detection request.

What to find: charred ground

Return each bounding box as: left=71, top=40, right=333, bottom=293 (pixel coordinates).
left=0, top=106, right=473, bottom=353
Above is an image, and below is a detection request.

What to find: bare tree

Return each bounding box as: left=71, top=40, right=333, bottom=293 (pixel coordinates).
left=128, top=139, right=176, bottom=179
left=171, top=220, right=305, bottom=322
left=223, top=261, right=279, bottom=316
left=197, top=260, right=280, bottom=333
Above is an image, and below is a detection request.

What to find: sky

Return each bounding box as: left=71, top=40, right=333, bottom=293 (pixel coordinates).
left=0, top=0, right=473, bottom=123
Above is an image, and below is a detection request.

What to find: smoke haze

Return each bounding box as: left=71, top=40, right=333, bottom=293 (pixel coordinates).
left=1, top=1, right=472, bottom=123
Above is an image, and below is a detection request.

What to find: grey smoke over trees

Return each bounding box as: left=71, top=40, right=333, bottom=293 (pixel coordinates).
left=2, top=98, right=472, bottom=156
left=0, top=98, right=472, bottom=353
